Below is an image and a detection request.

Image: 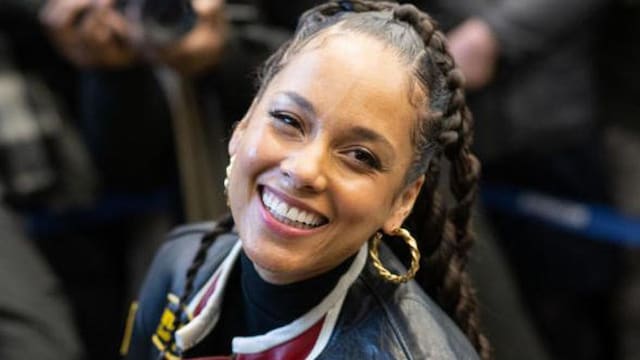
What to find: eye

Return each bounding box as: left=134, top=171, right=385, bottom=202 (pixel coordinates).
left=269, top=110, right=303, bottom=131
left=346, top=148, right=382, bottom=170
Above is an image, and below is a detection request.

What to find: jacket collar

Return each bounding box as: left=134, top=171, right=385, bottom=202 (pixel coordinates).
left=176, top=241, right=369, bottom=359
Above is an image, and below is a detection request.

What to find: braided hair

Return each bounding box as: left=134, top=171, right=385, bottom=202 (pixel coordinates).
left=162, top=1, right=490, bottom=359
left=156, top=214, right=235, bottom=358
left=259, top=1, right=489, bottom=357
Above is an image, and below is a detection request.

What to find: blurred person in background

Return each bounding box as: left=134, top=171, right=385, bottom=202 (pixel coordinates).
left=34, top=0, right=290, bottom=358
left=0, top=4, right=85, bottom=359
left=0, top=205, right=84, bottom=360
left=36, top=1, right=185, bottom=358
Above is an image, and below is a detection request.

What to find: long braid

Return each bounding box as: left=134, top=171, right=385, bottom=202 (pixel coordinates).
left=256, top=1, right=493, bottom=357
left=158, top=213, right=235, bottom=358
left=390, top=5, right=490, bottom=358
left=438, top=33, right=490, bottom=360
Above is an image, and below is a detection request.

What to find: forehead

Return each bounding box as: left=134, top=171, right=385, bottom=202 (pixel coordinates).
left=264, top=31, right=419, bottom=132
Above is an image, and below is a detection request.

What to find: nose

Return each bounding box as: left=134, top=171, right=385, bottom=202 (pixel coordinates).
left=279, top=144, right=328, bottom=193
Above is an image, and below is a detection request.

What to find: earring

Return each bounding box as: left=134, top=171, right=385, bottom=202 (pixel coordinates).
left=223, top=155, right=235, bottom=204
left=369, top=228, right=420, bottom=284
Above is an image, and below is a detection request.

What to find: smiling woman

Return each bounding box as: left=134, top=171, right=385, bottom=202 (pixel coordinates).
left=229, top=31, right=422, bottom=286
left=123, top=1, right=489, bottom=360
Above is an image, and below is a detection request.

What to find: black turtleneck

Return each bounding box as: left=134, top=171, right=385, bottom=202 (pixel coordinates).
left=185, top=251, right=354, bottom=357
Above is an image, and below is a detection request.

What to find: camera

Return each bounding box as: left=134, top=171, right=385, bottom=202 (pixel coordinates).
left=22, top=0, right=196, bottom=46
left=124, top=0, right=196, bottom=46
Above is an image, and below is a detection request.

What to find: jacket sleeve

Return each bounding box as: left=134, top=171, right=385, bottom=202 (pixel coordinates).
left=479, top=0, right=607, bottom=60
left=121, top=231, right=209, bottom=360
left=122, top=223, right=217, bottom=359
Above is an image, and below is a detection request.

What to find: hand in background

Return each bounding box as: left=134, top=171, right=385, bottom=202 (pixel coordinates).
left=40, top=0, right=93, bottom=66
left=155, top=0, right=228, bottom=76
left=447, top=18, right=499, bottom=91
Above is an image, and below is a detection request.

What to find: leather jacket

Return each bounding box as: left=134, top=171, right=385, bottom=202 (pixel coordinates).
left=123, top=223, right=479, bottom=360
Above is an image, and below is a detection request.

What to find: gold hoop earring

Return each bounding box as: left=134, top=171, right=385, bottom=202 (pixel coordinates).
left=223, top=155, right=235, bottom=204
left=369, top=228, right=420, bottom=284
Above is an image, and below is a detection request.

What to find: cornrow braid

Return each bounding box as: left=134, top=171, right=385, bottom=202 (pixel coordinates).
left=255, top=1, right=393, bottom=95
left=158, top=213, right=235, bottom=358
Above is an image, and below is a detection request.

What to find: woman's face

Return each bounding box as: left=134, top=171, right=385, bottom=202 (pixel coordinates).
left=228, top=31, right=425, bottom=284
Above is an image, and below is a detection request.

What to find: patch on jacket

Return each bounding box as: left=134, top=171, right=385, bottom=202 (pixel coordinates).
left=152, top=293, right=192, bottom=359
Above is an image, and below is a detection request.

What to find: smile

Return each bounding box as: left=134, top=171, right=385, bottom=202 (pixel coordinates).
left=260, top=187, right=328, bottom=230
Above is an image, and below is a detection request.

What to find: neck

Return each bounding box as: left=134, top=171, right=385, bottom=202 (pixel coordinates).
left=239, top=251, right=354, bottom=334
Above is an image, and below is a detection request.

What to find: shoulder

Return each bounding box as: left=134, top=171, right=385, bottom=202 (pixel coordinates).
left=136, top=220, right=238, bottom=308
left=124, top=222, right=238, bottom=359
left=387, top=281, right=479, bottom=360
left=146, top=221, right=239, bottom=295
left=155, top=222, right=238, bottom=275
left=330, top=244, right=479, bottom=360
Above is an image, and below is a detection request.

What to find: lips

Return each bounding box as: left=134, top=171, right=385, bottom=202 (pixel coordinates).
left=260, top=187, right=328, bottom=230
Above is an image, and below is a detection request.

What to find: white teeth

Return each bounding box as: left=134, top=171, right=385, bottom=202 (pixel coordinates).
left=304, top=212, right=314, bottom=225
left=276, top=202, right=288, bottom=216
left=261, top=189, right=325, bottom=228
left=287, top=207, right=299, bottom=221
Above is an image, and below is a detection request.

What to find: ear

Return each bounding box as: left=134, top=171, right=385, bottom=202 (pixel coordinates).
left=382, top=175, right=425, bottom=233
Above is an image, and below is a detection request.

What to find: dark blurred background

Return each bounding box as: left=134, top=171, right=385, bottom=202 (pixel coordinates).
left=0, top=1, right=638, bottom=359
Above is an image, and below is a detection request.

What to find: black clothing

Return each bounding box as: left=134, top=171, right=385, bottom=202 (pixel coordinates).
left=125, top=223, right=479, bottom=359
left=188, top=252, right=354, bottom=357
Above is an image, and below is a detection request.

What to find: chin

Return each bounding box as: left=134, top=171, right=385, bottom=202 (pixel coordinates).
left=241, top=239, right=313, bottom=283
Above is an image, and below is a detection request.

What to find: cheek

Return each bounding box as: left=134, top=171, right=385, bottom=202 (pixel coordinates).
left=240, top=144, right=279, bottom=184
left=235, top=130, right=272, bottom=176
left=333, top=179, right=397, bottom=225
left=230, top=131, right=283, bottom=212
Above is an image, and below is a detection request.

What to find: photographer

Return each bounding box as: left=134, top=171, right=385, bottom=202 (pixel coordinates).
left=35, top=1, right=286, bottom=359
left=40, top=0, right=227, bottom=75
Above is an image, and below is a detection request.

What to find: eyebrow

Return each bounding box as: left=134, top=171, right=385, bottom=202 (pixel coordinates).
left=282, top=91, right=317, bottom=117
left=348, top=126, right=395, bottom=154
